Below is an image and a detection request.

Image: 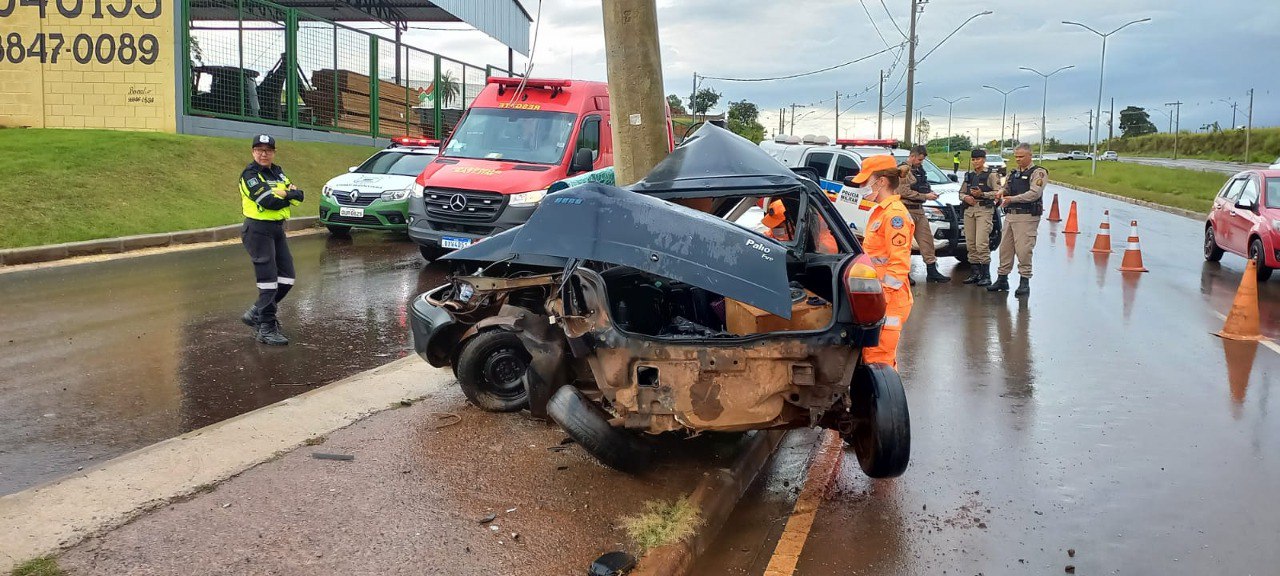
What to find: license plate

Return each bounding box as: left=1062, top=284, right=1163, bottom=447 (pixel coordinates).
left=440, top=236, right=473, bottom=250
left=339, top=207, right=364, bottom=218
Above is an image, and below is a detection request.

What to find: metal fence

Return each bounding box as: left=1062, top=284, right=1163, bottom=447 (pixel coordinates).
left=183, top=0, right=513, bottom=139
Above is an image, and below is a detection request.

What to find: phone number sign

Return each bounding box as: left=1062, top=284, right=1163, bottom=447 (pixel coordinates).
left=0, top=0, right=166, bottom=66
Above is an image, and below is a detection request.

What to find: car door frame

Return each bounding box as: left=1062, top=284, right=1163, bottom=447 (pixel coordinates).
left=1218, top=175, right=1254, bottom=254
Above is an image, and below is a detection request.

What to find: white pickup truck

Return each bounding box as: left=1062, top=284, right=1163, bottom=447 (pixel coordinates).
left=759, top=136, right=1002, bottom=262
left=1063, top=150, right=1093, bottom=160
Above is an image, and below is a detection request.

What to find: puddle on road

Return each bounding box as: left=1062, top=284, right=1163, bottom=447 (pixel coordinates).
left=0, top=233, right=448, bottom=495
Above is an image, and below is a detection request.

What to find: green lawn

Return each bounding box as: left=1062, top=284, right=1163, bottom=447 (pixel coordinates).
left=0, top=129, right=378, bottom=249
left=929, top=152, right=1227, bottom=214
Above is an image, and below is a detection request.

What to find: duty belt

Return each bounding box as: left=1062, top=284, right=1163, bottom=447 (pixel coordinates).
left=1004, top=203, right=1039, bottom=215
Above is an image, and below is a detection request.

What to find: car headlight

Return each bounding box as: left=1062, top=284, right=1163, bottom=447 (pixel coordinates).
left=923, top=206, right=946, bottom=222
left=510, top=189, right=548, bottom=207
left=410, top=182, right=425, bottom=198
left=382, top=187, right=411, bottom=201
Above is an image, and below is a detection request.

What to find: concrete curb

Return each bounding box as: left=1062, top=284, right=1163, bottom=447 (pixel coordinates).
left=632, top=429, right=788, bottom=576
left=1055, top=182, right=1207, bottom=221
left=0, top=357, right=450, bottom=572
left=0, top=217, right=321, bottom=267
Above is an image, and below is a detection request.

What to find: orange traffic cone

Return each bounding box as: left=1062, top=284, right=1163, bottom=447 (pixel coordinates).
left=1216, top=259, right=1265, bottom=341
left=1047, top=193, right=1062, bottom=222
left=1063, top=201, right=1081, bottom=234
left=1090, top=210, right=1113, bottom=254
left=1117, top=220, right=1149, bottom=272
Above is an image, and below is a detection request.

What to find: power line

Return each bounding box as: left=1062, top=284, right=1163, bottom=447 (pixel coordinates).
left=700, top=42, right=904, bottom=82
left=858, top=0, right=893, bottom=49
left=878, top=0, right=908, bottom=39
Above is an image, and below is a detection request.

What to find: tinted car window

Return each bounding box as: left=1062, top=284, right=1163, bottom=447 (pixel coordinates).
left=1222, top=179, right=1247, bottom=200
left=805, top=152, right=834, bottom=178
left=1267, top=178, right=1280, bottom=209
left=1239, top=177, right=1260, bottom=205
left=578, top=116, right=601, bottom=160
left=832, top=154, right=859, bottom=182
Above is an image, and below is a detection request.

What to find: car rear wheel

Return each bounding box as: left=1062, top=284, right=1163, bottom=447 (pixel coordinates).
left=455, top=330, right=530, bottom=412
left=419, top=244, right=448, bottom=261
left=1204, top=225, right=1224, bottom=262
left=844, top=362, right=910, bottom=479
left=547, top=385, right=652, bottom=473
left=1249, top=238, right=1273, bottom=281
left=327, top=225, right=352, bottom=237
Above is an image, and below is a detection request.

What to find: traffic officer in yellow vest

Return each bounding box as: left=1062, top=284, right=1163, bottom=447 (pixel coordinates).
left=240, top=135, right=304, bottom=345
left=959, top=149, right=1002, bottom=286
left=897, top=145, right=950, bottom=283
left=988, top=143, right=1047, bottom=297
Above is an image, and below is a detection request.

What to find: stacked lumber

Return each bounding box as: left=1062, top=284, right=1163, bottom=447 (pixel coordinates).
left=306, top=68, right=433, bottom=137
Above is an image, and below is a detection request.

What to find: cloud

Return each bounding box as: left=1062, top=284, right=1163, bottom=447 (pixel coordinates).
left=404, top=0, right=1278, bottom=144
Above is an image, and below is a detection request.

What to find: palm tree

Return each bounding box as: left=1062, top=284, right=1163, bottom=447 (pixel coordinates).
left=436, top=70, right=460, bottom=109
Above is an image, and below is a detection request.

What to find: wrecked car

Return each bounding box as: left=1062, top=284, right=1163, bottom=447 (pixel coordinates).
left=410, top=124, right=911, bottom=478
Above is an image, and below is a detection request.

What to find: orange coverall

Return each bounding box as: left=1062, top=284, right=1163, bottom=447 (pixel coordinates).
left=861, top=194, right=915, bottom=368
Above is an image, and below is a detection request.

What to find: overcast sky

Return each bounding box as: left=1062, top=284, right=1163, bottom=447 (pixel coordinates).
left=402, top=0, right=1277, bottom=145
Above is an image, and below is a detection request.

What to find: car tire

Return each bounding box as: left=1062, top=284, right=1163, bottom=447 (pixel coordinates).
left=547, top=385, right=652, bottom=473
left=844, top=362, right=910, bottom=479
left=1249, top=238, right=1274, bottom=281
left=1204, top=225, right=1224, bottom=262
left=454, top=330, right=530, bottom=412
left=419, top=244, right=448, bottom=261
left=327, top=225, right=352, bottom=237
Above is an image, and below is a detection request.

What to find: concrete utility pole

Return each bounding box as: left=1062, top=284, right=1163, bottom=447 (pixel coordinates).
left=601, top=0, right=669, bottom=185
left=789, top=103, right=807, bottom=134
left=1245, top=88, right=1254, bottom=163
left=1165, top=100, right=1182, bottom=160
left=835, top=90, right=840, bottom=140
left=1108, top=97, right=1114, bottom=142
left=877, top=70, right=885, bottom=139
left=903, top=0, right=920, bottom=145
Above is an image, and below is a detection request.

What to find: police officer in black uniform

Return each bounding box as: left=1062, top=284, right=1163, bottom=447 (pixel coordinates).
left=239, top=135, right=304, bottom=345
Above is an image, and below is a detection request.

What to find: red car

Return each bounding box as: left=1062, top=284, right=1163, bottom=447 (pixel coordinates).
left=1205, top=169, right=1280, bottom=280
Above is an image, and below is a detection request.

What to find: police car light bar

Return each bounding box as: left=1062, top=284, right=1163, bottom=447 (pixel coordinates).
left=487, top=77, right=573, bottom=89
left=390, top=136, right=439, bottom=148
left=836, top=138, right=899, bottom=148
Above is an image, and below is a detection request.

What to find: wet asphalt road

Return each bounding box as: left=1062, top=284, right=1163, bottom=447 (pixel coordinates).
left=0, top=232, right=446, bottom=496
left=702, top=184, right=1280, bottom=575
left=1119, top=155, right=1270, bottom=175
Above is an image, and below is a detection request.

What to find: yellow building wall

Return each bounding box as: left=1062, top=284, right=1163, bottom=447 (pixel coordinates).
left=0, top=0, right=176, bottom=131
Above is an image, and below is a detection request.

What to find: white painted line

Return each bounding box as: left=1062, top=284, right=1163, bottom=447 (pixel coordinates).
left=1210, top=311, right=1280, bottom=355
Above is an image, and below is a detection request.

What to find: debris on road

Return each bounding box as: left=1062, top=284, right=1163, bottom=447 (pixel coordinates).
left=589, top=551, right=636, bottom=576
left=478, top=513, right=497, bottom=524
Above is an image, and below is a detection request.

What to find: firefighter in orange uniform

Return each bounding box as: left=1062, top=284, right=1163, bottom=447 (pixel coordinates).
left=852, top=154, right=914, bottom=368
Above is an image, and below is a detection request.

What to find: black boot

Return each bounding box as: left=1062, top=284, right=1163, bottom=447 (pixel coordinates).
left=962, top=265, right=982, bottom=284
left=926, top=263, right=950, bottom=283
left=241, top=306, right=260, bottom=329
left=1014, top=276, right=1031, bottom=297
left=976, top=265, right=992, bottom=287
left=987, top=274, right=1010, bottom=292
left=255, top=320, right=290, bottom=346
left=909, top=276, right=917, bottom=286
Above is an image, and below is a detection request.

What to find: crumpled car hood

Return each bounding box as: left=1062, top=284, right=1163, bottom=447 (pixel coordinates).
left=505, top=182, right=794, bottom=318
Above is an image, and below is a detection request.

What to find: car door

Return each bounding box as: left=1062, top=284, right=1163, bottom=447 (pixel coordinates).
left=1213, top=178, right=1246, bottom=251
left=1231, top=176, right=1264, bottom=252
left=1220, top=177, right=1256, bottom=254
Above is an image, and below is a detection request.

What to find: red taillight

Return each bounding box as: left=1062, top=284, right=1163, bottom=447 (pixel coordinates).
left=845, top=254, right=886, bottom=325
left=391, top=136, right=439, bottom=147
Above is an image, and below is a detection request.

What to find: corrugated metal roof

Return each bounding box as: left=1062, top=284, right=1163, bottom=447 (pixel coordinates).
left=431, top=0, right=531, bottom=55
left=190, top=0, right=530, bottom=54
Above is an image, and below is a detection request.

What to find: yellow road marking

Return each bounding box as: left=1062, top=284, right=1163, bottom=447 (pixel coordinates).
left=762, top=429, right=843, bottom=576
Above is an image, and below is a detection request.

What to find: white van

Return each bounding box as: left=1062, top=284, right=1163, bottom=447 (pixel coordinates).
left=759, top=135, right=1000, bottom=262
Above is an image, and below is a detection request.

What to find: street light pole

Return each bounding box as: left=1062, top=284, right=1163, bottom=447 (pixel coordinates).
left=934, top=96, right=969, bottom=153
left=1063, top=17, right=1151, bottom=175
left=906, top=9, right=994, bottom=146
left=1020, top=65, right=1074, bottom=160
left=983, top=84, right=1028, bottom=153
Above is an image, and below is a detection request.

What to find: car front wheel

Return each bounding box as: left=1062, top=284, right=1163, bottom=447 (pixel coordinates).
left=1204, top=225, right=1224, bottom=262
left=844, top=362, right=910, bottom=479
left=1249, top=238, right=1273, bottom=281
left=419, top=244, right=448, bottom=261
left=327, top=225, right=352, bottom=237
left=455, top=330, right=530, bottom=412
left=547, top=385, right=652, bottom=473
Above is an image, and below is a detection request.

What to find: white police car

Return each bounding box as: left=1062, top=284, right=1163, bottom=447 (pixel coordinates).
left=759, top=135, right=1001, bottom=262
left=319, top=137, right=440, bottom=236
